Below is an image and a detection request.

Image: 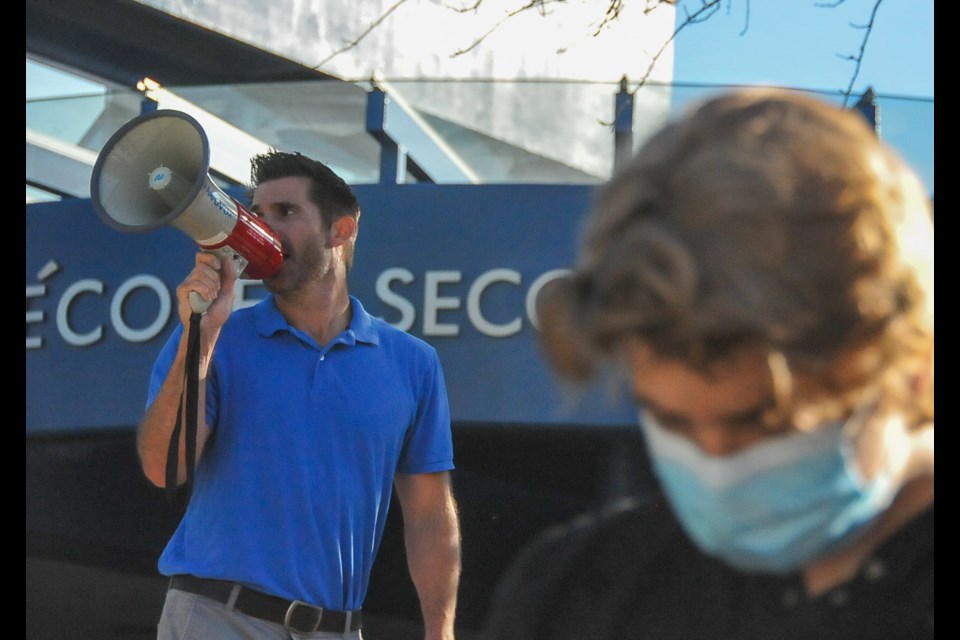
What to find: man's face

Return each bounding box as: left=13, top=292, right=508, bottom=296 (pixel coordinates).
left=625, top=339, right=923, bottom=574
left=250, top=176, right=335, bottom=295
left=624, top=340, right=902, bottom=482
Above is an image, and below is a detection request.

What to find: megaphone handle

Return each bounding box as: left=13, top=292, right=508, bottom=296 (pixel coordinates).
left=189, top=291, right=212, bottom=314
left=187, top=247, right=249, bottom=315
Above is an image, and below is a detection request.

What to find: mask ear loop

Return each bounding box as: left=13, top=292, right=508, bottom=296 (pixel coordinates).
left=766, top=350, right=795, bottom=431
left=845, top=385, right=882, bottom=435
left=841, top=384, right=888, bottom=479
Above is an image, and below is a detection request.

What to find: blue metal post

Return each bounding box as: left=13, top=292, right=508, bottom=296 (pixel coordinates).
left=366, top=88, right=407, bottom=184
left=614, top=76, right=634, bottom=173
left=140, top=97, right=158, bottom=114
left=851, top=87, right=879, bottom=136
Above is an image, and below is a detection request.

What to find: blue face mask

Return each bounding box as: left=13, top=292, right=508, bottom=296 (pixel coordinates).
left=640, top=406, right=897, bottom=574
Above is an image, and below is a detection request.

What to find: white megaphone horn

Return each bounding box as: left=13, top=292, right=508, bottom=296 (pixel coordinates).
left=90, top=109, right=283, bottom=313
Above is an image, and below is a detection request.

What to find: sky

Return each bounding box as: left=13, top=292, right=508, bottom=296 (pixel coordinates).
left=668, top=0, right=933, bottom=99
left=664, top=0, right=934, bottom=194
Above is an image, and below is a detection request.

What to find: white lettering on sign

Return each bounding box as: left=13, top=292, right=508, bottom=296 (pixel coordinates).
left=377, top=267, right=572, bottom=337
left=25, top=260, right=60, bottom=349
left=26, top=264, right=572, bottom=349
left=526, top=269, right=572, bottom=331
left=25, top=284, right=46, bottom=349
left=424, top=270, right=462, bottom=337
left=376, top=268, right=416, bottom=330
left=110, top=275, right=172, bottom=343
left=467, top=269, right=521, bottom=337
left=26, top=263, right=269, bottom=350
left=56, top=279, right=105, bottom=346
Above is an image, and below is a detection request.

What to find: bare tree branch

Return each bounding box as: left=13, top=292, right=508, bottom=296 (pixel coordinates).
left=593, top=0, right=626, bottom=36
left=313, top=0, right=410, bottom=70
left=831, top=0, right=883, bottom=106
left=596, top=1, right=725, bottom=128
left=449, top=1, right=567, bottom=57
left=629, top=0, right=725, bottom=92
left=738, top=0, right=750, bottom=36
left=311, top=0, right=885, bottom=110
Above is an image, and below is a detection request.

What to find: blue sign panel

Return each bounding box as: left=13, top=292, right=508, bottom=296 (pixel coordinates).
left=26, top=184, right=638, bottom=434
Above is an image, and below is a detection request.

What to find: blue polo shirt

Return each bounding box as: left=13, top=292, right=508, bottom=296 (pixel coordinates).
left=146, top=295, right=454, bottom=610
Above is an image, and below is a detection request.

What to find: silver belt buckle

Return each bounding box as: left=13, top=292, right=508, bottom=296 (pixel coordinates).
left=284, top=599, right=324, bottom=633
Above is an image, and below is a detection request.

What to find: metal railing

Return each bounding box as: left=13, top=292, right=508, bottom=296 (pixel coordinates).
left=26, top=77, right=934, bottom=199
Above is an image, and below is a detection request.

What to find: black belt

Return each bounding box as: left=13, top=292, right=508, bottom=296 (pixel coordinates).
left=169, top=574, right=362, bottom=634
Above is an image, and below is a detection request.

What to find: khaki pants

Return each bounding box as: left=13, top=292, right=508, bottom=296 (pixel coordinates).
left=157, top=588, right=363, bottom=640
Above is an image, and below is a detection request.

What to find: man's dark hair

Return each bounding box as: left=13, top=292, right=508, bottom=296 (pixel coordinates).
left=247, top=151, right=360, bottom=225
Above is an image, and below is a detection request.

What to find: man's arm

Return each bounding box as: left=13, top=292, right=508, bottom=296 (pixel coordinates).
left=137, top=332, right=214, bottom=487
left=394, top=470, right=461, bottom=640
left=137, top=251, right=236, bottom=487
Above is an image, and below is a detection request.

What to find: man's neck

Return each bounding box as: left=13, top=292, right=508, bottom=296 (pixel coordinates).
left=275, top=282, right=352, bottom=347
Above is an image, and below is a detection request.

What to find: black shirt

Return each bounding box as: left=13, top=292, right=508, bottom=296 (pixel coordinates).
left=483, top=495, right=933, bottom=640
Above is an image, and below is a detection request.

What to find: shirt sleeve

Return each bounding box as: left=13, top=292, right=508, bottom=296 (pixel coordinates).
left=145, top=324, right=184, bottom=411
left=144, top=323, right=218, bottom=429
left=396, top=346, right=454, bottom=475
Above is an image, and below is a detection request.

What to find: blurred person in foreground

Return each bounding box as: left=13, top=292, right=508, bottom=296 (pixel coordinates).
left=139, top=151, right=461, bottom=639
left=484, top=88, right=933, bottom=639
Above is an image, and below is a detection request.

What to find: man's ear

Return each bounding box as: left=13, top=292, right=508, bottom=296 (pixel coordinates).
left=330, top=215, right=357, bottom=247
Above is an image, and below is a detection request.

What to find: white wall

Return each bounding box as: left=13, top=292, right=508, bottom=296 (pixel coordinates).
left=135, top=0, right=677, bottom=179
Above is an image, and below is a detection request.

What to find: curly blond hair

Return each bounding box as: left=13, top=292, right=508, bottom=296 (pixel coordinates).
left=537, top=88, right=933, bottom=426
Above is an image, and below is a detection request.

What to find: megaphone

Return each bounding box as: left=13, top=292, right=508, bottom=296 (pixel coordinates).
left=90, top=109, right=283, bottom=313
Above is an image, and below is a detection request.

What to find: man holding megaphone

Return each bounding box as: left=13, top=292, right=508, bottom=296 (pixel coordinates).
left=99, top=121, right=461, bottom=639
